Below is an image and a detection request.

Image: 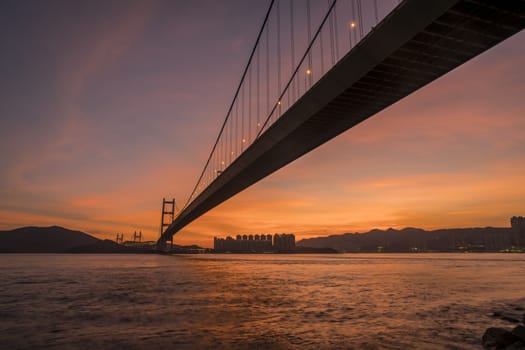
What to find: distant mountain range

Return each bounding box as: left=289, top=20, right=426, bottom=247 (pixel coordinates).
left=0, top=226, right=142, bottom=253
left=297, top=227, right=519, bottom=253
left=2, top=225, right=520, bottom=254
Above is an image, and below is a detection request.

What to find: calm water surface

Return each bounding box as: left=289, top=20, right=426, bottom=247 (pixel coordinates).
left=1, top=253, right=524, bottom=349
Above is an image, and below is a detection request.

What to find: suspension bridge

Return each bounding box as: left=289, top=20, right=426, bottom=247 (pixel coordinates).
left=158, top=0, right=525, bottom=247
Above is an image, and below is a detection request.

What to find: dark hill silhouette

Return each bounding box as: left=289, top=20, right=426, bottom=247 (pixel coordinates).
left=0, top=226, right=207, bottom=253
left=297, top=227, right=516, bottom=253
left=0, top=226, right=99, bottom=253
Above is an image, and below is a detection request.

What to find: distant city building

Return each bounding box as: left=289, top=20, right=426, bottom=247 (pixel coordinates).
left=214, top=233, right=295, bottom=253
left=123, top=240, right=157, bottom=249
left=511, top=216, right=525, bottom=247
left=273, top=233, right=295, bottom=251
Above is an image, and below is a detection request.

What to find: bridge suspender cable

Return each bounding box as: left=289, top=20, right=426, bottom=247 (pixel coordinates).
left=257, top=35, right=260, bottom=130
left=334, top=1, right=339, bottom=61
left=291, top=0, right=299, bottom=101
left=320, top=14, right=325, bottom=74
left=328, top=0, right=335, bottom=65
left=179, top=0, right=276, bottom=212
left=373, top=0, right=379, bottom=23
left=306, top=0, right=312, bottom=87
left=248, top=54, right=252, bottom=144
left=277, top=0, right=281, bottom=120
left=357, top=0, right=365, bottom=39
left=257, top=0, right=338, bottom=138
left=349, top=0, right=355, bottom=48
left=266, top=18, right=270, bottom=124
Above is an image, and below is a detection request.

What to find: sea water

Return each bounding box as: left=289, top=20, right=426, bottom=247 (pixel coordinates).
left=1, top=253, right=524, bottom=349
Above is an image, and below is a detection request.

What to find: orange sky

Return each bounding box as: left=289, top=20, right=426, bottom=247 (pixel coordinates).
left=0, top=1, right=524, bottom=247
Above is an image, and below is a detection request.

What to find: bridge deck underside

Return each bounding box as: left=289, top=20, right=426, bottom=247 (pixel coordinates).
left=161, top=0, right=525, bottom=242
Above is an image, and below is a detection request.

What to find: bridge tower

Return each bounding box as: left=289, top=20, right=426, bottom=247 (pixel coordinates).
left=160, top=198, right=176, bottom=250
left=133, top=230, right=142, bottom=243
left=115, top=233, right=124, bottom=244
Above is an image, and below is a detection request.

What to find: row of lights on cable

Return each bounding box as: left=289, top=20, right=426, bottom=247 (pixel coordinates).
left=203, top=21, right=360, bottom=191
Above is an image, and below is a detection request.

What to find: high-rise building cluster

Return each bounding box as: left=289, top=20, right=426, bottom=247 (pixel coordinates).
left=214, top=233, right=295, bottom=253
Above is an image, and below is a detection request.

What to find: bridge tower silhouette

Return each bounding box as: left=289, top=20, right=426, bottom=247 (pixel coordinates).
left=160, top=198, right=176, bottom=249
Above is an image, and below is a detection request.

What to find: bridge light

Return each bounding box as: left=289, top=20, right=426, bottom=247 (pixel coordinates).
left=221, top=160, right=225, bottom=165
left=242, top=138, right=246, bottom=143
left=231, top=151, right=234, bottom=155
left=257, top=122, right=261, bottom=127
left=277, top=100, right=281, bottom=105
left=350, top=21, right=356, bottom=28
left=306, top=69, right=311, bottom=75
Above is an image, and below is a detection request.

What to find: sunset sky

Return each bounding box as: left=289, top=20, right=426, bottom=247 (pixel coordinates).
left=1, top=0, right=524, bottom=247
